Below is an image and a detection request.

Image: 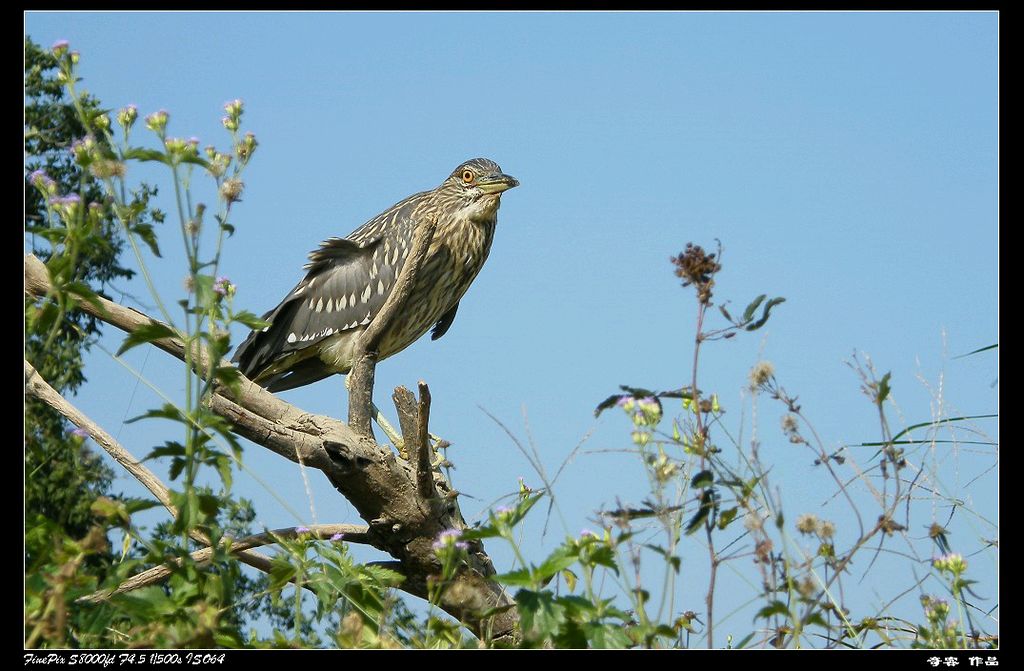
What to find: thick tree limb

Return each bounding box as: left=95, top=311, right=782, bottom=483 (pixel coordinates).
left=25, top=252, right=520, bottom=644
left=347, top=214, right=439, bottom=437
left=77, top=524, right=370, bottom=603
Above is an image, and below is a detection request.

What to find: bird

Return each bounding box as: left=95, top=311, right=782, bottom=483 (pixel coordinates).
left=232, top=158, right=519, bottom=392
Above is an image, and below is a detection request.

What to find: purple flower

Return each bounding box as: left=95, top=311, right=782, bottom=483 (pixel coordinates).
left=70, top=427, right=89, bottom=438
left=32, top=172, right=58, bottom=196
left=213, top=276, right=233, bottom=297
left=330, top=532, right=344, bottom=541
left=51, top=40, right=69, bottom=56
left=579, top=529, right=596, bottom=538
left=432, top=528, right=469, bottom=552
left=295, top=526, right=311, bottom=534
left=493, top=506, right=514, bottom=519
left=49, top=194, right=83, bottom=219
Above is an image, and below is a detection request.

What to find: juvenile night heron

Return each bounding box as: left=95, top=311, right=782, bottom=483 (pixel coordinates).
left=233, top=158, right=518, bottom=392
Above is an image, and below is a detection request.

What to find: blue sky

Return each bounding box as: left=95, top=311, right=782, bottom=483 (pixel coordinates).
left=26, top=11, right=998, bottom=646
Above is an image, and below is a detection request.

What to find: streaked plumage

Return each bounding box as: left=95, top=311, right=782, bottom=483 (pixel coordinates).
left=233, top=158, right=518, bottom=392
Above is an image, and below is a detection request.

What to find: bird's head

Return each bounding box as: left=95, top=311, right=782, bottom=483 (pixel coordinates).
left=440, top=158, right=519, bottom=222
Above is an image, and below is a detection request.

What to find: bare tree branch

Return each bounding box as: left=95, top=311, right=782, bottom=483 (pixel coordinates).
left=77, top=524, right=370, bottom=604
left=415, top=381, right=435, bottom=501
left=25, top=360, right=280, bottom=585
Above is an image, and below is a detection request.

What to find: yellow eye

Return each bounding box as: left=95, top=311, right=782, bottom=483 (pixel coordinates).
left=461, top=169, right=474, bottom=183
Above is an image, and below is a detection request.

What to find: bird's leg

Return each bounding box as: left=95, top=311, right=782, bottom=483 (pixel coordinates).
left=344, top=375, right=406, bottom=453
left=343, top=376, right=448, bottom=463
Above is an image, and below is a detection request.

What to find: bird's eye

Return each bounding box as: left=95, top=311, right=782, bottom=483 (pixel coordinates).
left=461, top=169, right=474, bottom=183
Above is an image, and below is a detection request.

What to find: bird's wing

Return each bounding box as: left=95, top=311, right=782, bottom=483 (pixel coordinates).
left=233, top=190, right=429, bottom=383
left=430, top=301, right=459, bottom=340
left=233, top=234, right=405, bottom=380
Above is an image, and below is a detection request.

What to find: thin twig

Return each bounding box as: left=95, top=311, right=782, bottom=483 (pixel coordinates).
left=25, top=361, right=282, bottom=590
left=77, top=524, right=370, bottom=603
left=26, top=361, right=175, bottom=513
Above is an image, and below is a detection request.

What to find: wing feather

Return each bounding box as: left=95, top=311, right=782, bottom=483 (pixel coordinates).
left=233, top=192, right=423, bottom=381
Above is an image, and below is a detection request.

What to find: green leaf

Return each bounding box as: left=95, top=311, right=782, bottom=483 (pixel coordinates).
left=144, top=441, right=186, bottom=461
left=584, top=545, right=619, bottom=573
left=594, top=385, right=695, bottom=417
left=116, top=321, right=178, bottom=356
left=731, top=631, right=757, bottom=649
left=742, top=475, right=764, bottom=498
left=27, top=301, right=60, bottom=335
left=755, top=600, right=790, bottom=620
left=231, top=310, right=271, bottom=331
left=123, top=498, right=162, bottom=514
left=125, top=403, right=186, bottom=425
left=742, top=294, right=767, bottom=322
left=460, top=525, right=501, bottom=541
left=691, top=469, right=714, bottom=488
left=214, top=366, right=243, bottom=395
left=553, top=621, right=589, bottom=649
left=193, top=274, right=216, bottom=310
left=562, top=568, right=578, bottom=592
left=64, top=281, right=105, bottom=313
left=197, top=492, right=220, bottom=517
left=516, top=589, right=567, bottom=643
left=112, top=586, right=177, bottom=619
left=805, top=612, right=829, bottom=628
left=90, top=497, right=129, bottom=524
left=123, top=147, right=169, bottom=164
left=685, top=490, right=715, bottom=535
left=506, top=491, right=544, bottom=526
left=269, top=557, right=297, bottom=592
left=584, top=622, right=632, bottom=649
left=746, top=296, right=786, bottom=331
left=495, top=567, right=535, bottom=587
left=179, top=154, right=212, bottom=170
left=953, top=343, right=997, bottom=359
left=536, top=547, right=577, bottom=581
left=717, top=506, right=739, bottom=530
left=594, top=393, right=629, bottom=418
left=168, top=457, right=186, bottom=481
left=877, top=371, right=892, bottom=406
left=131, top=222, right=162, bottom=257
left=216, top=454, right=233, bottom=491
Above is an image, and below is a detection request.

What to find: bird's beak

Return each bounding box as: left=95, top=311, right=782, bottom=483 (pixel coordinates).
left=477, top=173, right=520, bottom=194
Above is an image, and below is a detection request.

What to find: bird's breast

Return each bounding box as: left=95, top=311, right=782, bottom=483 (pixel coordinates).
left=376, top=217, right=495, bottom=359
